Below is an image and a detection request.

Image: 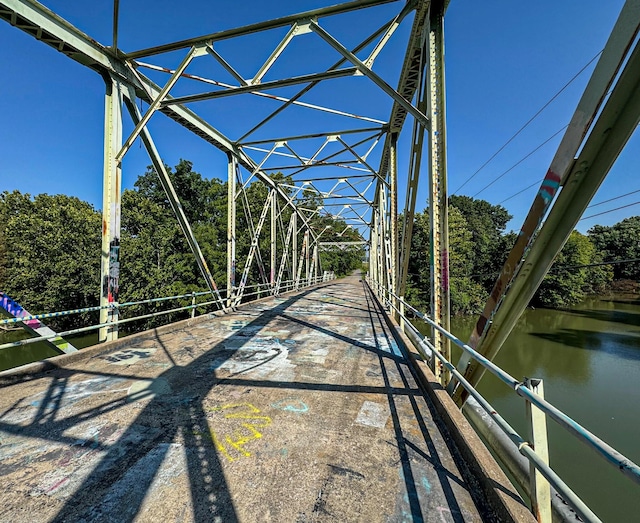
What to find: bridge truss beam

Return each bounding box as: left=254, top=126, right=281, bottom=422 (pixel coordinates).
left=451, top=0, right=640, bottom=402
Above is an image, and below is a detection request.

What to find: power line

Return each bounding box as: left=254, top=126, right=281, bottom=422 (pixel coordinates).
left=472, top=125, right=567, bottom=198
left=580, top=201, right=640, bottom=221
left=587, top=188, right=640, bottom=209
left=498, top=179, right=541, bottom=204
left=453, top=50, right=602, bottom=195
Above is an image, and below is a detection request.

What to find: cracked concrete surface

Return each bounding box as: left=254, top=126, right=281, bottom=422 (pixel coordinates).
left=0, top=276, right=492, bottom=522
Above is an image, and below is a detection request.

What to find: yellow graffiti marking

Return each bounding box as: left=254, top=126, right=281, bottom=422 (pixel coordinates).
left=211, top=431, right=235, bottom=462
left=207, top=403, right=272, bottom=461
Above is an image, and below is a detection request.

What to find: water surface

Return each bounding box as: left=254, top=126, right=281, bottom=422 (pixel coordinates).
left=426, top=294, right=640, bottom=522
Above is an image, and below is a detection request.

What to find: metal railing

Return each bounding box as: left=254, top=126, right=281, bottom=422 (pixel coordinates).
left=367, top=277, right=640, bottom=523
left=0, top=273, right=334, bottom=353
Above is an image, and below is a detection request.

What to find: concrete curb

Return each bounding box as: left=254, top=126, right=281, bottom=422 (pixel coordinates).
left=368, top=288, right=536, bottom=523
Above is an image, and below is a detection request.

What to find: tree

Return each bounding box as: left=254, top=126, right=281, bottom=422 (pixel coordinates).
left=449, top=195, right=512, bottom=291
left=0, top=191, right=101, bottom=329
left=588, top=217, right=640, bottom=280
left=317, top=218, right=365, bottom=277
left=534, top=230, right=612, bottom=308
left=405, top=206, right=487, bottom=315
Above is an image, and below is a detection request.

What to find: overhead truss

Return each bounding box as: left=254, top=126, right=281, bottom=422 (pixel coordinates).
left=0, top=0, right=440, bottom=343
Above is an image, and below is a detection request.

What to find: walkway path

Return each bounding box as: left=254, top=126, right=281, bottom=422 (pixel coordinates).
left=0, top=276, right=490, bottom=522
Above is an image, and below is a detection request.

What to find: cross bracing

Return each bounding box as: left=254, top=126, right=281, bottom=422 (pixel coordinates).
left=3, top=3, right=640, bottom=519
left=2, top=0, right=640, bottom=398
left=0, top=0, right=441, bottom=344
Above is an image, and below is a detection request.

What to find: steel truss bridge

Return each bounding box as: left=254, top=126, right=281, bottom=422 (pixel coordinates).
left=1, top=0, right=640, bottom=521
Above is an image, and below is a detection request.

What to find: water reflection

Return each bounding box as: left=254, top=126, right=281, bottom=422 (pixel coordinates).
left=438, top=295, right=640, bottom=522
left=0, top=330, right=98, bottom=372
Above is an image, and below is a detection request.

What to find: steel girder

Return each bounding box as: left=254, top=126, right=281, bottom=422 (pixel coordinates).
left=1, top=0, right=447, bottom=349
left=99, top=77, right=123, bottom=343
left=451, top=0, right=640, bottom=402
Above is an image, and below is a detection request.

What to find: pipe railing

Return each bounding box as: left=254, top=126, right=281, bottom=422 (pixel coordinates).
left=0, top=273, right=334, bottom=353
left=367, top=276, right=640, bottom=523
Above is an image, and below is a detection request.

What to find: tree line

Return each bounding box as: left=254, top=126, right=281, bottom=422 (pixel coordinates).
left=2, top=163, right=637, bottom=330
left=405, top=195, right=640, bottom=315
left=0, top=160, right=364, bottom=331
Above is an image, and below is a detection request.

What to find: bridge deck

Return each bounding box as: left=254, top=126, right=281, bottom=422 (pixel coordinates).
left=0, top=276, right=492, bottom=522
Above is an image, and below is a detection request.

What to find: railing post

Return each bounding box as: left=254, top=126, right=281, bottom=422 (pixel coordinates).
left=191, top=292, right=196, bottom=319
left=400, top=295, right=405, bottom=333
left=524, top=378, right=552, bottom=523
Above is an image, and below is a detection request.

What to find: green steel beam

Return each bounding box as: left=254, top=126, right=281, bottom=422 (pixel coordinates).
left=99, top=76, right=123, bottom=342
left=452, top=0, right=640, bottom=402
left=125, top=0, right=401, bottom=59
left=427, top=3, right=450, bottom=385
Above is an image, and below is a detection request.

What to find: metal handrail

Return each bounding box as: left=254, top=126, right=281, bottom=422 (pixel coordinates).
left=367, top=277, right=640, bottom=523
left=0, top=274, right=332, bottom=352
left=0, top=290, right=214, bottom=326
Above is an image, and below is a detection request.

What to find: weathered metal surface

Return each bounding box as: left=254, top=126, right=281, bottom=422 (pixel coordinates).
left=0, top=277, right=485, bottom=522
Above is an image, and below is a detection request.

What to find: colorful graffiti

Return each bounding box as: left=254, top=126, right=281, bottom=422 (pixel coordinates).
left=0, top=292, right=77, bottom=353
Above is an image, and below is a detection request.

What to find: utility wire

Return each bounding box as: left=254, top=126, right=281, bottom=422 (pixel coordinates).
left=498, top=179, right=540, bottom=204
left=580, top=201, right=640, bottom=221
left=453, top=50, right=603, bottom=195
left=459, top=257, right=640, bottom=281
left=472, top=125, right=567, bottom=198
left=587, top=188, right=640, bottom=209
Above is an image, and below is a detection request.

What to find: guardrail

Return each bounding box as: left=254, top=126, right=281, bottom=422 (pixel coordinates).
left=0, top=273, right=334, bottom=353
left=367, top=277, right=640, bottom=523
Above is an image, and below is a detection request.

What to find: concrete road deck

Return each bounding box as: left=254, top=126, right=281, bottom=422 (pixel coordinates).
left=0, top=276, right=497, bottom=522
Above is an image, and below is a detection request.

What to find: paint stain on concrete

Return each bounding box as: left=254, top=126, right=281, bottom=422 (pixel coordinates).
left=127, top=377, right=172, bottom=400
left=271, top=398, right=309, bottom=414
left=102, top=348, right=157, bottom=365
left=295, top=346, right=328, bottom=365
left=209, top=337, right=296, bottom=381
left=355, top=401, right=389, bottom=429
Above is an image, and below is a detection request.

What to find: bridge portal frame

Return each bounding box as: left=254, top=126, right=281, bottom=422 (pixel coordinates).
left=1, top=0, right=450, bottom=382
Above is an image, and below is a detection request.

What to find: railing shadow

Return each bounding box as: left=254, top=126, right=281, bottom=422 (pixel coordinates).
left=1, top=287, right=326, bottom=522
left=0, top=277, right=481, bottom=521
left=360, top=282, right=467, bottom=523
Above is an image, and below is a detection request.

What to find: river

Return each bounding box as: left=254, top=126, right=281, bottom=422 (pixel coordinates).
left=436, top=294, right=640, bottom=522
left=2, top=295, right=639, bottom=520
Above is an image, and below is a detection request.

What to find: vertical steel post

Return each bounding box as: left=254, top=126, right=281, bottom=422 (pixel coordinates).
left=313, top=243, right=320, bottom=282
left=369, top=208, right=378, bottom=288
left=427, top=5, right=450, bottom=385
left=99, top=76, right=122, bottom=343
left=389, top=133, right=399, bottom=319
left=191, top=292, right=196, bottom=318
left=524, top=378, right=552, bottom=523
left=292, top=213, right=298, bottom=289
left=295, top=230, right=307, bottom=290
left=227, top=153, right=237, bottom=307
left=270, top=188, right=276, bottom=288
left=305, top=229, right=310, bottom=282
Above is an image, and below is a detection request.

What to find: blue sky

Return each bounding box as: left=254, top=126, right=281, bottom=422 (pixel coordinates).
left=0, top=0, right=636, bottom=234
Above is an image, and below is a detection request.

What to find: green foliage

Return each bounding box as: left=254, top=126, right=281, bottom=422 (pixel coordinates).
left=317, top=219, right=365, bottom=277
left=534, top=231, right=612, bottom=308
left=404, top=195, right=616, bottom=315
left=449, top=195, right=512, bottom=290
left=405, top=206, right=488, bottom=315
left=0, top=191, right=101, bottom=329
left=588, top=217, right=640, bottom=280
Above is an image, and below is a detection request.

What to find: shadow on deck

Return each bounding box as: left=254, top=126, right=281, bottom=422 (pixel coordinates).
left=0, top=276, right=525, bottom=522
